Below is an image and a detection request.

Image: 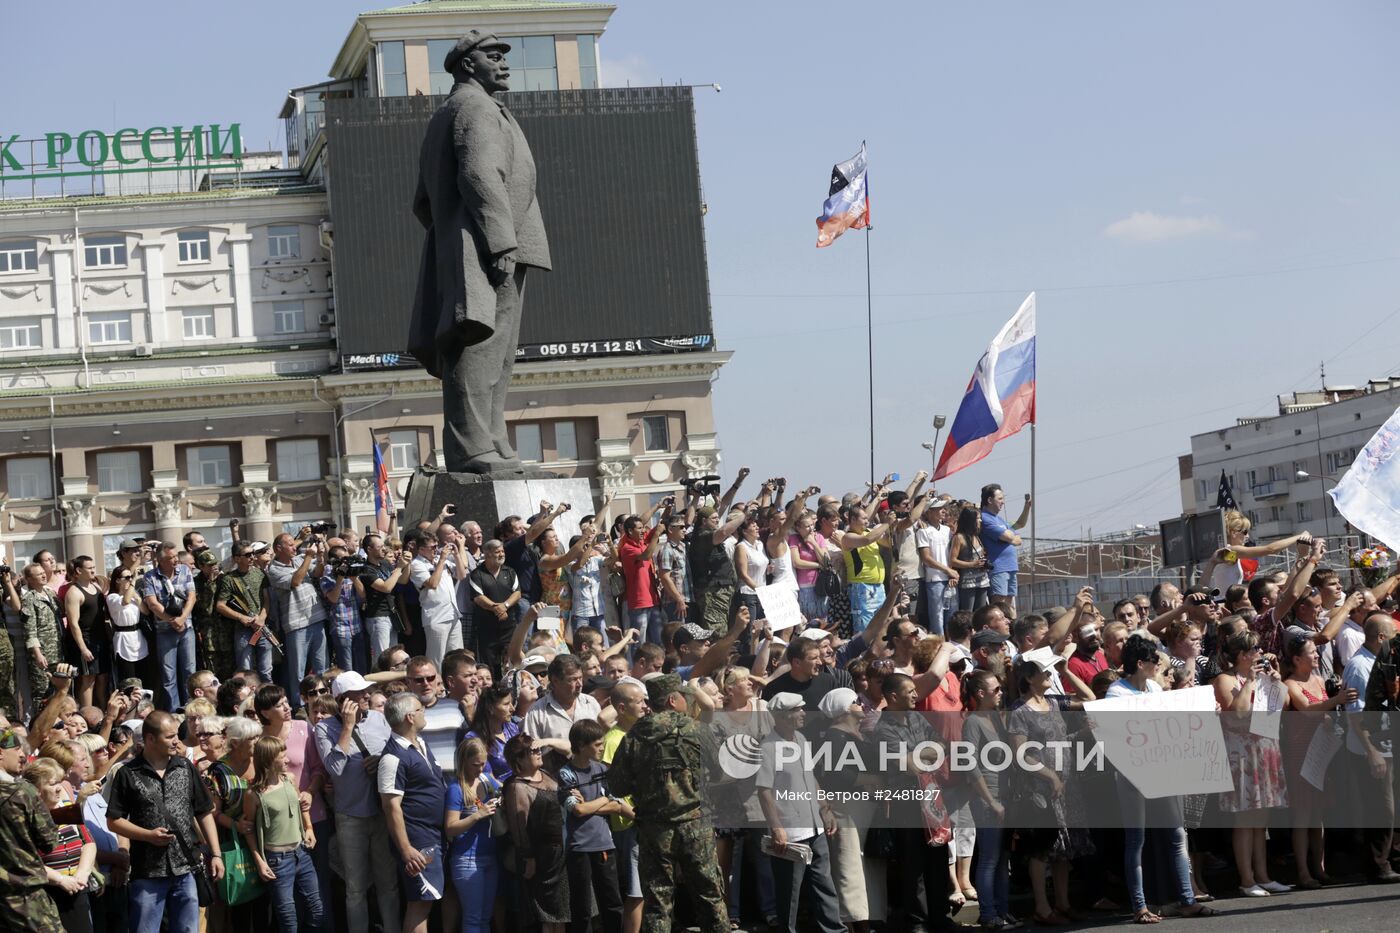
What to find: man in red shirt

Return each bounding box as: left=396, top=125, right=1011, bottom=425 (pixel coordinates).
left=617, top=497, right=674, bottom=646
left=1066, top=622, right=1108, bottom=686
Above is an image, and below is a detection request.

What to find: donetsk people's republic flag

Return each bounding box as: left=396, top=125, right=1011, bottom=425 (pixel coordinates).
left=934, top=293, right=1037, bottom=481
left=372, top=439, right=394, bottom=533
left=815, top=144, right=870, bottom=247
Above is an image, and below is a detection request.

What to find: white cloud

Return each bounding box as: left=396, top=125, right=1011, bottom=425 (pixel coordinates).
left=600, top=54, right=655, bottom=88
left=1103, top=210, right=1232, bottom=242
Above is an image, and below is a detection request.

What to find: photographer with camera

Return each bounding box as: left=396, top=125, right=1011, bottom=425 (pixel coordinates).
left=138, top=544, right=198, bottom=712
left=362, top=535, right=413, bottom=664
left=407, top=529, right=467, bottom=671
left=322, top=544, right=369, bottom=673
left=266, top=529, right=330, bottom=708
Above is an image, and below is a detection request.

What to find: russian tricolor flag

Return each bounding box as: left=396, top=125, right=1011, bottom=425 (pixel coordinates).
left=372, top=439, right=394, bottom=533
left=815, top=144, right=870, bottom=248
left=934, top=293, right=1037, bottom=481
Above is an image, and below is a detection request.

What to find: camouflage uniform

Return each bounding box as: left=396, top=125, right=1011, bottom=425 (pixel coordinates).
left=0, top=620, right=14, bottom=720
left=0, top=774, right=65, bottom=931
left=607, top=676, right=728, bottom=933
left=193, top=567, right=234, bottom=680
left=21, top=589, right=60, bottom=701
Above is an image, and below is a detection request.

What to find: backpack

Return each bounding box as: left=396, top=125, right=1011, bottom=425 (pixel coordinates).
left=816, top=567, right=843, bottom=600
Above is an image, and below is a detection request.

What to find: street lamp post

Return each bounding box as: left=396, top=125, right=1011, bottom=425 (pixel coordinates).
left=923, top=414, right=947, bottom=478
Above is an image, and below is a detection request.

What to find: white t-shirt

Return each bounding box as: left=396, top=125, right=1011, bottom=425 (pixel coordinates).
left=1105, top=677, right=1162, bottom=699
left=411, top=556, right=459, bottom=627
left=105, top=594, right=149, bottom=662
left=755, top=731, right=822, bottom=841
left=915, top=523, right=952, bottom=583
left=1334, top=619, right=1366, bottom=671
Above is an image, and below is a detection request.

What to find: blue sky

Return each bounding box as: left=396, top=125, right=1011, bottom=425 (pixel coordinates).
left=8, top=1, right=1400, bottom=539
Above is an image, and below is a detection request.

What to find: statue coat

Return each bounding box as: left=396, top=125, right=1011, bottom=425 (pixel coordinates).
left=409, top=81, right=551, bottom=378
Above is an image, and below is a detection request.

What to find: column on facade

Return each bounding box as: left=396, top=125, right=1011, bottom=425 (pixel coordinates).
left=679, top=432, right=721, bottom=481
left=58, top=476, right=96, bottom=562
left=239, top=462, right=278, bottom=545
left=148, top=470, right=185, bottom=546
left=226, top=234, right=254, bottom=338
left=48, top=242, right=77, bottom=350
left=338, top=454, right=375, bottom=534
left=595, top=437, right=638, bottom=514
left=139, top=240, right=167, bottom=344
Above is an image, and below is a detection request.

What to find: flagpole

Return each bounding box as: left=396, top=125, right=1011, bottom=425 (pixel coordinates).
left=865, top=226, right=875, bottom=485
left=1029, top=422, right=1037, bottom=611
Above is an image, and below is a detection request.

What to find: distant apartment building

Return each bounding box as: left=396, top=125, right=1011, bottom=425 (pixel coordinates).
left=1181, top=377, right=1400, bottom=541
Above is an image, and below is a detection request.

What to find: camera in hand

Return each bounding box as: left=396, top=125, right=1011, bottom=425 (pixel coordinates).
left=332, top=556, right=370, bottom=577
left=308, top=520, right=337, bottom=535
left=680, top=474, right=722, bottom=498
left=0, top=566, right=11, bottom=576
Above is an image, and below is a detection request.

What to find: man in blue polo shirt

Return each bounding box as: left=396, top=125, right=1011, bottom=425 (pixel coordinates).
left=979, top=484, right=1032, bottom=616
left=378, top=691, right=447, bottom=933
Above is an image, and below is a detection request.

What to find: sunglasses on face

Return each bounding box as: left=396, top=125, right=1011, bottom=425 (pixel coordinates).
left=409, top=674, right=438, bottom=684
left=306, top=687, right=329, bottom=696
left=197, top=731, right=220, bottom=740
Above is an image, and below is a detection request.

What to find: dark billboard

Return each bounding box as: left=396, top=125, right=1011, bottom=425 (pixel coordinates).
left=323, top=86, right=713, bottom=369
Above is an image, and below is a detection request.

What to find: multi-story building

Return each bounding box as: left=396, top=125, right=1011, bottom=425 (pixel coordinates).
left=0, top=0, right=728, bottom=570
left=1180, top=377, right=1400, bottom=541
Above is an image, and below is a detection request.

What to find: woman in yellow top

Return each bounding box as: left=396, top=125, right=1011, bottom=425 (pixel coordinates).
left=242, top=735, right=324, bottom=933
left=833, top=503, right=891, bottom=634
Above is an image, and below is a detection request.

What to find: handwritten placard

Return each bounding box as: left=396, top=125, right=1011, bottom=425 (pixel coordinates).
left=1085, top=686, right=1234, bottom=799
left=1249, top=678, right=1286, bottom=741
left=1301, top=720, right=1344, bottom=790
left=755, top=584, right=803, bottom=632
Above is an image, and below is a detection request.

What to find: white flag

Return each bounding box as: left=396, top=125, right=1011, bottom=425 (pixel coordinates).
left=1329, top=405, right=1400, bottom=549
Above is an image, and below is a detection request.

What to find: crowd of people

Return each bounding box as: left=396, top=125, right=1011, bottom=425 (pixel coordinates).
left=3, top=466, right=1400, bottom=933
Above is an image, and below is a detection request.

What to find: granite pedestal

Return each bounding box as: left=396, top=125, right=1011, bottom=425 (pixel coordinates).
left=401, top=467, right=594, bottom=540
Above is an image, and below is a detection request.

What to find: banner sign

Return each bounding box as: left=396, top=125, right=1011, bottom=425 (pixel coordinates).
left=0, top=124, right=244, bottom=181
left=1085, top=687, right=1234, bottom=798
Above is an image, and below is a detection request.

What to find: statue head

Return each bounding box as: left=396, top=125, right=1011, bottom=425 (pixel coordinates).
left=444, top=30, right=512, bottom=94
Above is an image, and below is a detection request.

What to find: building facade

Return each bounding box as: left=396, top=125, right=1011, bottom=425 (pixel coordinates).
left=0, top=0, right=728, bottom=569
left=1181, top=378, right=1400, bottom=542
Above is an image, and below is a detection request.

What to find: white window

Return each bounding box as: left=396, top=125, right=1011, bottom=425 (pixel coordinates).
left=1297, top=500, right=1313, bottom=523
left=186, top=445, right=232, bottom=487
left=427, top=39, right=456, bottom=95
left=191, top=526, right=233, bottom=563
left=276, top=439, right=321, bottom=481
left=387, top=430, right=420, bottom=471
left=555, top=420, right=578, bottom=461
left=379, top=40, right=408, bottom=96
left=642, top=415, right=669, bottom=452
left=0, top=241, right=38, bottom=274
left=177, top=230, right=210, bottom=263
left=272, top=301, right=304, bottom=334
left=515, top=423, right=542, bottom=462
left=0, top=318, right=41, bottom=349
left=83, top=235, right=127, bottom=269
left=1198, top=480, right=1210, bottom=501
left=1244, top=470, right=1256, bottom=488
left=182, top=308, right=215, bottom=340
left=15, top=539, right=61, bottom=567
left=267, top=225, right=300, bottom=259
left=5, top=457, right=51, bottom=500
left=96, top=451, right=143, bottom=493
left=87, top=312, right=132, bottom=345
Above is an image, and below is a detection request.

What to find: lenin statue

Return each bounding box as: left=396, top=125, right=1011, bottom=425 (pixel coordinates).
left=409, top=31, right=551, bottom=475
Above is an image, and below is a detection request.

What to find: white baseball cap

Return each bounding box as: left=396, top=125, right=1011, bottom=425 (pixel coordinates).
left=331, top=671, right=372, bottom=698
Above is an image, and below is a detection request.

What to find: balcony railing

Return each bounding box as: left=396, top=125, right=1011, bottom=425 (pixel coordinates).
left=1251, top=479, right=1289, bottom=500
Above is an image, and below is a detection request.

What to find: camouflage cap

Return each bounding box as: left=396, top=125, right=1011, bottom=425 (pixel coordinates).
left=0, top=729, right=21, bottom=750
left=646, top=673, right=683, bottom=706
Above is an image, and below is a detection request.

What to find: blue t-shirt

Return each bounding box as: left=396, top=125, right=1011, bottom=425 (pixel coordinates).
left=557, top=759, right=615, bottom=853
left=444, top=778, right=500, bottom=862
left=981, top=510, right=1018, bottom=573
